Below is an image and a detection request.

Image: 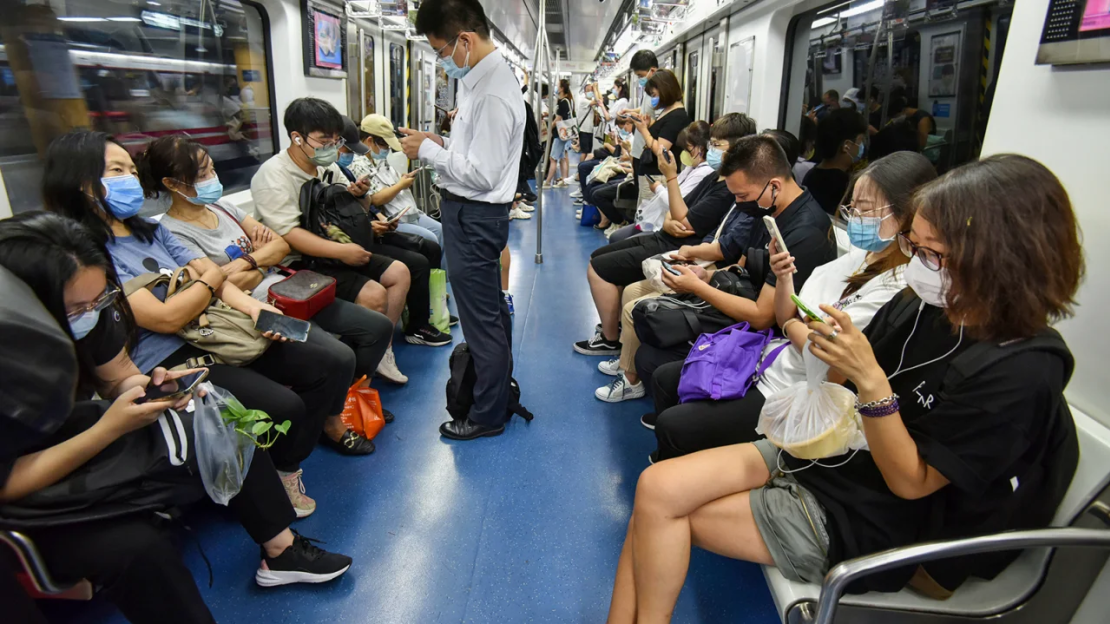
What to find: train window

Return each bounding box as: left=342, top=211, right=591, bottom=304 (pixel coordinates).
left=708, top=35, right=725, bottom=122
left=783, top=0, right=1013, bottom=174
left=389, top=42, right=404, bottom=129
left=0, top=0, right=276, bottom=213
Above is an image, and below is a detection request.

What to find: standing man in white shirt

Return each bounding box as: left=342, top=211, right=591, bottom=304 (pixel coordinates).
left=401, top=0, right=525, bottom=441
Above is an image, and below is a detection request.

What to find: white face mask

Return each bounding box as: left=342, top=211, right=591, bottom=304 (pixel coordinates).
left=903, top=255, right=951, bottom=308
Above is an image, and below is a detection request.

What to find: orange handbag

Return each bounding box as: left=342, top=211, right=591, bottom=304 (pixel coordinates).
left=339, top=375, right=385, bottom=440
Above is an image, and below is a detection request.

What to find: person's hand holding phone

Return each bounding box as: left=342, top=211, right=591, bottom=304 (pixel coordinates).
left=100, top=386, right=178, bottom=438
left=654, top=143, right=678, bottom=179
left=347, top=175, right=371, bottom=198
left=769, top=238, right=797, bottom=282
left=250, top=303, right=290, bottom=342
left=371, top=220, right=392, bottom=236
left=661, top=263, right=705, bottom=294
left=806, top=305, right=885, bottom=393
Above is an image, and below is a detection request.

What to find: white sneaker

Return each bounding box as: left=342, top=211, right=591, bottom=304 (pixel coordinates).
left=604, top=223, right=621, bottom=238
left=573, top=198, right=584, bottom=205
left=563, top=176, right=577, bottom=185
left=376, top=346, right=408, bottom=385
left=598, top=358, right=621, bottom=376
left=575, top=210, right=583, bottom=219
left=519, top=202, right=535, bottom=212
left=570, top=189, right=583, bottom=198
left=510, top=206, right=532, bottom=220
left=595, top=372, right=645, bottom=403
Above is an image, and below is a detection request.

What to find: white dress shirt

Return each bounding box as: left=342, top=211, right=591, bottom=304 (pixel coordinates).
left=418, top=48, right=524, bottom=204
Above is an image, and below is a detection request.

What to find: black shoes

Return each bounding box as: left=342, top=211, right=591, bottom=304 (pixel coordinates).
left=439, top=418, right=505, bottom=441
left=449, top=315, right=459, bottom=327
left=640, top=413, right=657, bottom=431
left=255, top=531, right=352, bottom=587
left=383, top=408, right=395, bottom=424
left=574, top=329, right=621, bottom=356
left=405, top=324, right=453, bottom=347
left=322, top=430, right=375, bottom=455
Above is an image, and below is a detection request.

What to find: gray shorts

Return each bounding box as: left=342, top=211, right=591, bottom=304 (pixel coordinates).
left=749, top=439, right=831, bottom=584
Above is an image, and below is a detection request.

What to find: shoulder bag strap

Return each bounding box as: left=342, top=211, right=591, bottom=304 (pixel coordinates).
left=122, top=272, right=170, bottom=297
left=209, top=202, right=252, bottom=242
left=711, top=203, right=738, bottom=244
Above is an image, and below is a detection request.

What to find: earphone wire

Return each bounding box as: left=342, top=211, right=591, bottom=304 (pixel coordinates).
left=887, top=300, right=965, bottom=381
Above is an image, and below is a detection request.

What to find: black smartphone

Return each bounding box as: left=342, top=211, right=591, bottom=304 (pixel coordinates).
left=663, top=150, right=674, bottom=164
left=140, top=369, right=209, bottom=404
left=661, top=261, right=681, bottom=276
left=254, top=309, right=311, bottom=342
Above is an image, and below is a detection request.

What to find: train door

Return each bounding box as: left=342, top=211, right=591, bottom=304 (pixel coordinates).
left=383, top=30, right=407, bottom=129
left=704, top=27, right=726, bottom=122
left=724, top=36, right=755, bottom=116
left=684, top=35, right=702, bottom=118
left=345, top=22, right=378, bottom=121
left=408, top=44, right=435, bottom=133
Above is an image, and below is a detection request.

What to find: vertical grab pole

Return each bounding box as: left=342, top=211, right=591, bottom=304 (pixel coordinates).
left=533, top=0, right=553, bottom=264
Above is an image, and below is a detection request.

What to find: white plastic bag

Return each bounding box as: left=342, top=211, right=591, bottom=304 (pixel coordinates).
left=193, top=382, right=256, bottom=506
left=757, top=342, right=868, bottom=460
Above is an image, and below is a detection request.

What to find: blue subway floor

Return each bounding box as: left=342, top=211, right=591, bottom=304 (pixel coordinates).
left=41, top=187, right=778, bottom=624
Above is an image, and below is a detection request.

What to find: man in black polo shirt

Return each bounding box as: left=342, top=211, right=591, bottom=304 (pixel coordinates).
left=662, top=134, right=835, bottom=332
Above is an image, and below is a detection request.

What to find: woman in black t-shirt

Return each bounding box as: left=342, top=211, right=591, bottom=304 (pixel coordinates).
left=630, top=69, right=691, bottom=206
left=606, top=154, right=1083, bottom=621
left=542, top=79, right=576, bottom=188
left=0, top=213, right=353, bottom=623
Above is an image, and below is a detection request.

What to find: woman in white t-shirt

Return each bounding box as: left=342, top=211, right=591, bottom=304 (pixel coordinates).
left=647, top=152, right=939, bottom=462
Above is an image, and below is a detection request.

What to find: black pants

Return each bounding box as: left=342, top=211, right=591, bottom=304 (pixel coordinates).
left=372, top=233, right=439, bottom=329
left=578, top=159, right=599, bottom=197
left=441, top=198, right=513, bottom=426
left=651, top=360, right=767, bottom=461
left=162, top=334, right=354, bottom=473
left=592, top=180, right=636, bottom=225
left=633, top=342, right=694, bottom=394
left=311, top=298, right=394, bottom=380
left=589, top=232, right=679, bottom=286
left=15, top=450, right=295, bottom=624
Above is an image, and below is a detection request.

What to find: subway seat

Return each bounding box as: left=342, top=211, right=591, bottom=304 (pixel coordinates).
left=761, top=408, right=1110, bottom=620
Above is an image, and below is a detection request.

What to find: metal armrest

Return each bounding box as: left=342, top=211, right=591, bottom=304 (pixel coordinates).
left=811, top=527, right=1110, bottom=624
left=0, top=529, right=71, bottom=594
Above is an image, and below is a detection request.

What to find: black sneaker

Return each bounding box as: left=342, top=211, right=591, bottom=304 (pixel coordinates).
left=255, top=531, right=352, bottom=587
left=449, top=315, right=459, bottom=327
left=640, top=413, right=658, bottom=430
left=574, top=330, right=621, bottom=356
left=405, top=325, right=452, bottom=347
left=383, top=408, right=395, bottom=424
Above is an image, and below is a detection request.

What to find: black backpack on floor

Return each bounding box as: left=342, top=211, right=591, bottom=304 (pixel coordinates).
left=446, top=343, right=533, bottom=424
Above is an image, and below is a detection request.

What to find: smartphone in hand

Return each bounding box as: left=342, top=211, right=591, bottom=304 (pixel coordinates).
left=254, top=310, right=311, bottom=342
left=791, top=295, right=825, bottom=323
left=139, top=369, right=209, bottom=404
left=763, top=216, right=789, bottom=256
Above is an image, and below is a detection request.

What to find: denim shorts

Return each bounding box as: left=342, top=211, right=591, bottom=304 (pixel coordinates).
left=550, top=136, right=569, bottom=160
left=749, top=439, right=832, bottom=584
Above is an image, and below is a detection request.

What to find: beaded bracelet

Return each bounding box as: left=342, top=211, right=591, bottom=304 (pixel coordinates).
left=856, top=394, right=900, bottom=418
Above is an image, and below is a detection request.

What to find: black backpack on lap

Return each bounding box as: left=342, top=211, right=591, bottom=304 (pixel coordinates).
left=298, top=176, right=376, bottom=268
left=445, top=343, right=533, bottom=425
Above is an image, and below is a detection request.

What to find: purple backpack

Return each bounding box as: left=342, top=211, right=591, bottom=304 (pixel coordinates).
left=677, top=322, right=790, bottom=403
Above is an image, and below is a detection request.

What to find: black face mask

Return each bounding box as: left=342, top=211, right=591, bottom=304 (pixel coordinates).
left=738, top=181, right=777, bottom=217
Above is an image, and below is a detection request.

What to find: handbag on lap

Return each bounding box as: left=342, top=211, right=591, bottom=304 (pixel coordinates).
left=267, top=267, right=336, bottom=321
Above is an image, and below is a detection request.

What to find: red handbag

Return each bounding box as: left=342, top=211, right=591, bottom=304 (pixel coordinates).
left=267, top=267, right=336, bottom=320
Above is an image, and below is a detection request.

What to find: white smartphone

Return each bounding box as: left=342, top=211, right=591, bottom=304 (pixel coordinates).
left=763, top=215, right=789, bottom=256
left=387, top=206, right=412, bottom=223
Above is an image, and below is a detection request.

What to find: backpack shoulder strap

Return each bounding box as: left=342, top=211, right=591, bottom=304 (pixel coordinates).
left=942, top=328, right=1072, bottom=390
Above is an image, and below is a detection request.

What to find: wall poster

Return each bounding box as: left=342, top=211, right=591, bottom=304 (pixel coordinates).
left=928, top=31, right=960, bottom=97
left=301, top=0, right=347, bottom=79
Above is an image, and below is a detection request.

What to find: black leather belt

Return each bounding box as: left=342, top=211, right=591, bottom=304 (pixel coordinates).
left=440, top=189, right=511, bottom=208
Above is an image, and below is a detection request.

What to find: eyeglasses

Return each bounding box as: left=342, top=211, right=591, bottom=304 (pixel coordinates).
left=897, top=232, right=945, bottom=271
left=305, top=134, right=345, bottom=150
left=838, top=202, right=892, bottom=222
left=66, top=284, right=120, bottom=320
left=708, top=139, right=730, bottom=150
left=435, top=32, right=471, bottom=59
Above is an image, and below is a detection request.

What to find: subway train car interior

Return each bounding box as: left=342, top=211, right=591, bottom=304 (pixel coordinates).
left=1, top=0, right=1109, bottom=622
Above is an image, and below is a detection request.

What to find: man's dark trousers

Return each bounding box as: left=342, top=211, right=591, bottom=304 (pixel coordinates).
left=441, top=198, right=513, bottom=426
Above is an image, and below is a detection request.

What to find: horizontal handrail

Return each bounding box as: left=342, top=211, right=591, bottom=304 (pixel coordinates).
left=812, top=527, right=1110, bottom=624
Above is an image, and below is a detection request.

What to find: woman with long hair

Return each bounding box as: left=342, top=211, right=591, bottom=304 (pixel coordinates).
left=543, top=78, right=577, bottom=188
left=607, top=154, right=1083, bottom=622
left=42, top=130, right=357, bottom=515
left=0, top=212, right=352, bottom=624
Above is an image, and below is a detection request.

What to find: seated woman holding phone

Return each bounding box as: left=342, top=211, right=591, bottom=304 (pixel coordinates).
left=646, top=151, right=937, bottom=461
left=149, top=134, right=396, bottom=452
left=0, top=213, right=353, bottom=624
left=606, top=154, right=1083, bottom=622
left=42, top=130, right=360, bottom=515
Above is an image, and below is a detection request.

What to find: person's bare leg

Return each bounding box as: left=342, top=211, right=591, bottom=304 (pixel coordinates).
left=501, top=246, right=511, bottom=291
left=587, top=263, right=622, bottom=342
left=260, top=528, right=295, bottom=562
left=625, top=370, right=640, bottom=385
left=629, top=444, right=772, bottom=624
left=607, top=516, right=638, bottom=624
left=544, top=158, right=559, bottom=185
left=561, top=156, right=570, bottom=180
left=376, top=261, right=411, bottom=326
left=354, top=280, right=387, bottom=315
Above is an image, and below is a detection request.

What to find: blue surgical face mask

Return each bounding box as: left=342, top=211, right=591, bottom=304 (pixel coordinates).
left=650, top=95, right=660, bottom=109
left=337, top=151, right=355, bottom=168
left=854, top=141, right=865, bottom=162
left=101, top=175, right=145, bottom=219
left=182, top=175, right=223, bottom=206
left=371, top=147, right=390, bottom=161
left=706, top=147, right=724, bottom=169
left=618, top=129, right=632, bottom=140
left=846, top=213, right=895, bottom=252
left=638, top=76, right=648, bottom=88
left=68, top=308, right=100, bottom=340
left=439, top=38, right=471, bottom=80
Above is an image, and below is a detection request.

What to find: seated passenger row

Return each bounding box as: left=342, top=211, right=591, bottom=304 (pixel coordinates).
left=561, top=53, right=1083, bottom=620
left=0, top=97, right=460, bottom=623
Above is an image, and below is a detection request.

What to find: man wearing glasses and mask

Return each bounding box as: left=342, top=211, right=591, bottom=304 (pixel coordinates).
left=400, top=0, right=525, bottom=441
